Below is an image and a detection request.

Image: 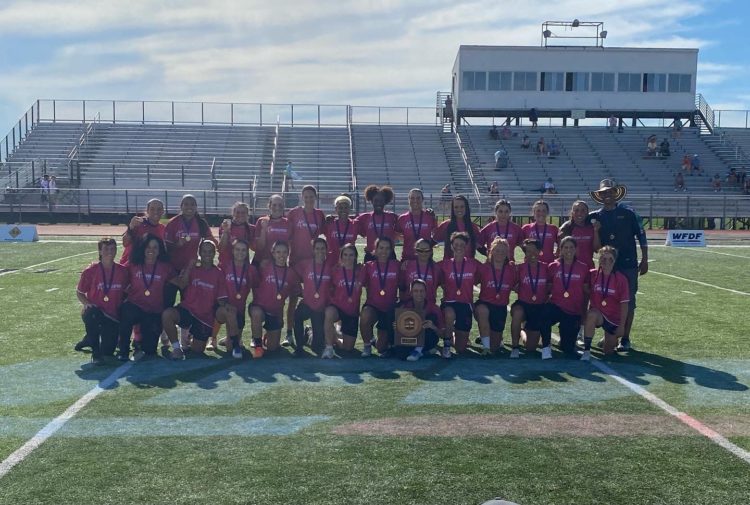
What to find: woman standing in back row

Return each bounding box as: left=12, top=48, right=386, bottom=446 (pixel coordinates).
left=356, top=185, right=398, bottom=262
left=396, top=188, right=436, bottom=262
left=433, top=195, right=482, bottom=259
left=521, top=200, right=559, bottom=263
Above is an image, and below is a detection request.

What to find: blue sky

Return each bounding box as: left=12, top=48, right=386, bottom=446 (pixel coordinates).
left=0, top=0, right=748, bottom=133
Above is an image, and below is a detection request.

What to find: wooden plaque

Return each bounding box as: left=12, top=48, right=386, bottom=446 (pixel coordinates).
left=395, top=308, right=425, bottom=347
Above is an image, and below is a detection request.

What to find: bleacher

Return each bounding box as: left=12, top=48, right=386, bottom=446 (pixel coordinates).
left=276, top=127, right=352, bottom=194
left=7, top=122, right=85, bottom=173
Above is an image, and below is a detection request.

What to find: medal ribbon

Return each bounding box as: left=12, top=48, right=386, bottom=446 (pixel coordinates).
left=373, top=212, right=386, bottom=238
left=141, top=261, right=158, bottom=293
left=491, top=261, right=508, bottom=296
left=452, top=258, right=467, bottom=294
left=272, top=263, right=288, bottom=298
left=312, top=260, right=325, bottom=294
left=181, top=216, right=193, bottom=240
left=100, top=262, right=115, bottom=299
left=342, top=266, right=356, bottom=298
left=232, top=260, right=248, bottom=296
left=335, top=218, right=351, bottom=247
left=409, top=211, right=424, bottom=242
left=376, top=260, right=391, bottom=293
left=598, top=268, right=613, bottom=299
left=534, top=222, right=548, bottom=252
left=561, top=258, right=574, bottom=293
left=416, top=259, right=432, bottom=283
left=495, top=220, right=510, bottom=240
left=527, top=261, right=541, bottom=298
left=303, top=209, right=319, bottom=239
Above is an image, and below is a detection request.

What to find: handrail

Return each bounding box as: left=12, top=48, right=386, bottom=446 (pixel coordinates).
left=269, top=115, right=280, bottom=190
left=1, top=102, right=37, bottom=163
left=347, top=113, right=357, bottom=191
left=210, top=157, right=217, bottom=190
left=454, top=129, right=483, bottom=211
left=695, top=94, right=715, bottom=134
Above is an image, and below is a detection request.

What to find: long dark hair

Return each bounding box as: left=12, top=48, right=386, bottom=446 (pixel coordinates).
left=181, top=194, right=211, bottom=239
left=444, top=195, right=477, bottom=252
left=130, top=234, right=169, bottom=265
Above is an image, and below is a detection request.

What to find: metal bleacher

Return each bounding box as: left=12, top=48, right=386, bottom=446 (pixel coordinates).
left=276, top=126, right=352, bottom=194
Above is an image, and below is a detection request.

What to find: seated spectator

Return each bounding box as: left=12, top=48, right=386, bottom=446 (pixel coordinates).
left=494, top=148, right=508, bottom=170
left=548, top=139, right=560, bottom=157
left=488, top=181, right=500, bottom=197
left=608, top=115, right=617, bottom=133
left=501, top=125, right=512, bottom=140
left=674, top=172, right=686, bottom=192
left=521, top=135, right=530, bottom=149
left=672, top=118, right=683, bottom=138
left=738, top=168, right=747, bottom=185
left=536, top=137, right=547, bottom=156
left=646, top=135, right=657, bottom=157
left=726, top=168, right=739, bottom=186
left=681, top=155, right=692, bottom=173
left=489, top=125, right=499, bottom=140
left=711, top=174, right=722, bottom=192
left=539, top=177, right=557, bottom=195
left=743, top=177, right=750, bottom=195
left=691, top=154, right=703, bottom=176
left=659, top=138, right=670, bottom=157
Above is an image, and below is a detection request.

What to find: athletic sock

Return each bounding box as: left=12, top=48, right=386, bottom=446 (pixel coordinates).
left=442, top=338, right=452, bottom=349
left=584, top=337, right=592, bottom=351
left=414, top=346, right=424, bottom=353
left=172, top=340, right=181, bottom=350
left=480, top=336, right=490, bottom=349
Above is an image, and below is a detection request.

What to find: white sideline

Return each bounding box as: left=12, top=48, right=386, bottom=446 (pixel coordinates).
left=650, top=270, right=750, bottom=296
left=0, top=361, right=132, bottom=479
left=0, top=251, right=95, bottom=277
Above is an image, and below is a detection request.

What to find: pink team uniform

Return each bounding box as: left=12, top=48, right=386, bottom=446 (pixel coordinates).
left=253, top=216, right=290, bottom=264
left=548, top=259, right=590, bottom=316
left=287, top=207, right=325, bottom=265
left=120, top=219, right=166, bottom=265
left=77, top=262, right=130, bottom=321
left=399, top=259, right=442, bottom=304
left=221, top=261, right=258, bottom=313
left=479, top=220, right=523, bottom=262
left=323, top=217, right=359, bottom=266
left=252, top=262, right=301, bottom=316
left=521, top=222, right=559, bottom=263
left=295, top=259, right=334, bottom=312
left=356, top=211, right=398, bottom=255
left=126, top=261, right=175, bottom=313
left=218, top=222, right=255, bottom=267
left=396, top=210, right=437, bottom=261
left=515, top=261, right=551, bottom=305
left=567, top=224, right=596, bottom=268
left=476, top=261, right=517, bottom=306
left=589, top=269, right=630, bottom=325
left=164, top=216, right=216, bottom=272
left=181, top=266, right=228, bottom=326
left=330, top=265, right=366, bottom=317
left=438, top=257, right=480, bottom=304
left=362, top=259, right=400, bottom=312
left=433, top=220, right=482, bottom=259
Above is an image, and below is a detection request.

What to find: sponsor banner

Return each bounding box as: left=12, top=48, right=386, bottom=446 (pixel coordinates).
left=0, top=224, right=38, bottom=242
left=665, top=230, right=706, bottom=247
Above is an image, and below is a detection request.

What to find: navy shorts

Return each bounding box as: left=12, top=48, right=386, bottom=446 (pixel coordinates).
left=441, top=301, right=473, bottom=332
left=236, top=310, right=246, bottom=331
left=599, top=317, right=619, bottom=336
left=511, top=300, right=545, bottom=332
left=177, top=305, right=213, bottom=342
left=249, top=304, right=283, bottom=332
left=333, top=305, right=359, bottom=339
left=620, top=267, right=638, bottom=310
left=474, top=300, right=508, bottom=333
left=363, top=304, right=395, bottom=337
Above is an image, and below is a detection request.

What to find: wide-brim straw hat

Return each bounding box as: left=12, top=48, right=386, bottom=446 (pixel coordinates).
left=590, top=178, right=627, bottom=204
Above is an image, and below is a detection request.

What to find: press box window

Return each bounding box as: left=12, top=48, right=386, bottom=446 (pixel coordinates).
left=591, top=72, right=614, bottom=92
left=565, top=72, right=589, bottom=92
left=513, top=72, right=537, bottom=91
left=462, top=71, right=487, bottom=91
left=668, top=74, right=692, bottom=93
left=488, top=71, right=512, bottom=91
left=618, top=73, right=641, bottom=92
left=540, top=72, right=564, bottom=91
left=644, top=73, right=666, bottom=92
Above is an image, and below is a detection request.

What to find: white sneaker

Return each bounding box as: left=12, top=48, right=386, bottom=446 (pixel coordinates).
left=597, top=337, right=605, bottom=348
left=232, top=347, right=243, bottom=359
left=281, top=333, right=293, bottom=347
left=580, top=350, right=591, bottom=361
left=441, top=347, right=452, bottom=359
left=361, top=345, right=372, bottom=357
left=159, top=332, right=170, bottom=347
left=321, top=347, right=336, bottom=359
left=406, top=349, right=423, bottom=362
left=541, top=346, right=552, bottom=360
left=510, top=348, right=520, bottom=359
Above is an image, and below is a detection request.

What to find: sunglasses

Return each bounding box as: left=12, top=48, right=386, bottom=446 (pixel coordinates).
left=415, top=248, right=431, bottom=253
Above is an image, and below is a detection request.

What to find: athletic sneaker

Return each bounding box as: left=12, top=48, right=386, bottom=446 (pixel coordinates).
left=441, top=347, right=452, bottom=359
left=321, top=347, right=336, bottom=359
left=232, top=346, right=243, bottom=359
left=576, top=337, right=585, bottom=348
left=474, top=337, right=482, bottom=345
left=74, top=337, right=91, bottom=352
left=206, top=338, right=217, bottom=351
left=617, top=340, right=632, bottom=352
left=541, top=346, right=552, bottom=360
left=218, top=337, right=227, bottom=347
left=479, top=347, right=492, bottom=357
left=117, top=352, right=129, bottom=362
left=427, top=348, right=441, bottom=356
left=510, top=348, right=520, bottom=359
left=597, top=337, right=605, bottom=348
left=406, top=349, right=423, bottom=362
left=170, top=347, right=185, bottom=360
left=580, top=350, right=591, bottom=361
left=361, top=345, right=372, bottom=358
left=91, top=354, right=105, bottom=366
left=131, top=349, right=146, bottom=362
left=281, top=332, right=293, bottom=347
left=253, top=347, right=265, bottom=359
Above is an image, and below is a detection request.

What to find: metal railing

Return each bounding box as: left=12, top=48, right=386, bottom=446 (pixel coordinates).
left=347, top=119, right=357, bottom=192
left=695, top=94, right=715, bottom=133
left=454, top=129, right=483, bottom=210
left=269, top=116, right=280, bottom=191
left=1, top=101, right=39, bottom=163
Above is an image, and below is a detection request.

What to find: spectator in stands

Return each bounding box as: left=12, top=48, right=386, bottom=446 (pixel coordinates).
left=659, top=138, right=670, bottom=158
left=489, top=125, right=499, bottom=140
left=538, top=177, right=557, bottom=195
left=521, top=135, right=530, bottom=149
left=645, top=135, right=657, bottom=157
left=711, top=174, right=722, bottom=192
left=40, top=174, right=50, bottom=204
left=681, top=154, right=692, bottom=174
left=494, top=148, right=508, bottom=169
left=548, top=139, right=560, bottom=157
left=691, top=154, right=703, bottom=176
left=444, top=96, right=453, bottom=122
left=48, top=175, right=58, bottom=208
left=672, top=118, right=683, bottom=138
left=726, top=168, right=739, bottom=186
left=529, top=108, right=539, bottom=131
left=674, top=172, right=686, bottom=192
left=440, top=184, right=452, bottom=215
left=536, top=137, right=547, bottom=156
left=743, top=176, right=750, bottom=195
left=608, top=115, right=617, bottom=133
left=488, top=181, right=500, bottom=197
left=501, top=125, right=512, bottom=140
left=284, top=161, right=298, bottom=191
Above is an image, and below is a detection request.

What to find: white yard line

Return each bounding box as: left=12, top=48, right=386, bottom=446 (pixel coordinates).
left=681, top=290, right=696, bottom=295
left=0, top=251, right=95, bottom=277
left=45, top=288, right=59, bottom=293
left=677, top=248, right=750, bottom=260
left=0, top=361, right=133, bottom=479
left=650, top=270, right=750, bottom=296
left=39, top=240, right=100, bottom=244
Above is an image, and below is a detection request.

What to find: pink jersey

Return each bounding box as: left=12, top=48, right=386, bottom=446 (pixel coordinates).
left=399, top=259, right=442, bottom=304
left=330, top=265, right=366, bottom=317
left=399, top=299, right=445, bottom=330
left=252, top=262, right=301, bottom=316
left=221, top=261, right=258, bottom=313
left=164, top=215, right=216, bottom=272
left=396, top=210, right=437, bottom=261
left=476, top=261, right=517, bottom=306
left=77, top=262, right=130, bottom=321
left=287, top=206, right=325, bottom=265
left=479, top=220, right=523, bottom=262
left=181, top=266, right=228, bottom=326
left=548, top=259, right=590, bottom=316
left=218, top=222, right=255, bottom=267
left=589, top=269, right=630, bottom=325
left=323, top=217, right=359, bottom=266
left=295, top=259, right=333, bottom=312
left=120, top=218, right=165, bottom=265
left=433, top=220, right=482, bottom=259
left=362, top=259, right=400, bottom=312
left=355, top=211, right=398, bottom=254
left=521, top=222, right=559, bottom=263
left=438, top=256, right=480, bottom=304
left=126, top=261, right=175, bottom=313
left=515, top=261, right=551, bottom=305
left=253, top=216, right=290, bottom=264
left=567, top=223, right=596, bottom=268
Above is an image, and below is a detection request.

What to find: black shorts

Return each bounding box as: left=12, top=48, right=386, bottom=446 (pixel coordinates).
left=331, top=306, right=358, bottom=339
left=620, top=267, right=638, bottom=310
left=511, top=300, right=545, bottom=332
left=544, top=303, right=581, bottom=342
left=474, top=300, right=508, bottom=333
left=249, top=304, right=283, bottom=332
left=363, top=304, right=395, bottom=337
left=441, top=301, right=473, bottom=332
left=177, top=305, right=213, bottom=342
left=599, top=317, right=619, bottom=336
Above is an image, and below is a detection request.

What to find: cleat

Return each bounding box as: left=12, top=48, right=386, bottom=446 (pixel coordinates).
left=170, top=347, right=185, bottom=361
left=117, top=352, right=129, bottom=362
left=321, top=347, right=337, bottom=359
left=281, top=332, right=293, bottom=347
left=426, top=348, right=441, bottom=356
left=206, top=338, right=217, bottom=351
left=441, top=347, right=452, bottom=359
left=232, top=346, right=243, bottom=359
left=474, top=337, right=482, bottom=345
left=74, top=338, right=91, bottom=352
left=597, top=337, right=605, bottom=348
left=479, top=347, right=492, bottom=357
left=406, top=349, right=423, bottom=362
left=361, top=345, right=372, bottom=358
left=218, top=337, right=227, bottom=347
left=541, top=346, right=552, bottom=360
left=91, top=354, right=105, bottom=366
left=580, top=350, right=591, bottom=361
left=253, top=346, right=264, bottom=359
left=616, top=340, right=632, bottom=352
left=131, top=349, right=146, bottom=362
left=510, top=348, right=520, bottom=359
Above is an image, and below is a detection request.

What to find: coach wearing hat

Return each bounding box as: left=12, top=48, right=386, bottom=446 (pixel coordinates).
left=588, top=179, right=648, bottom=351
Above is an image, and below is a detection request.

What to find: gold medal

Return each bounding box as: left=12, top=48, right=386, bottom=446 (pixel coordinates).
left=563, top=291, right=570, bottom=298
left=609, top=234, right=615, bottom=240
left=539, top=251, right=544, bottom=257
left=314, top=292, right=320, bottom=299
left=379, top=289, right=385, bottom=296
left=456, top=289, right=462, bottom=296
left=185, top=235, right=191, bottom=242
left=144, top=290, right=151, bottom=297
left=495, top=294, right=501, bottom=299
left=236, top=293, right=242, bottom=300
left=348, top=298, right=353, bottom=303
left=531, top=295, right=537, bottom=301
left=103, top=295, right=110, bottom=302
left=276, top=293, right=282, bottom=300
left=601, top=300, right=607, bottom=307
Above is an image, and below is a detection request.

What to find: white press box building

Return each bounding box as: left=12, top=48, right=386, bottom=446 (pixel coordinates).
left=449, top=45, right=699, bottom=125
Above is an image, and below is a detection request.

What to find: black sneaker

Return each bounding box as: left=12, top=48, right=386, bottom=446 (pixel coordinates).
left=379, top=348, right=394, bottom=359
left=74, top=338, right=91, bottom=352
left=616, top=340, right=632, bottom=352
left=117, top=352, right=129, bottom=362
left=91, top=354, right=105, bottom=366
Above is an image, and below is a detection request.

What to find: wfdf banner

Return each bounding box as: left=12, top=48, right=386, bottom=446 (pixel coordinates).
left=665, top=230, right=706, bottom=247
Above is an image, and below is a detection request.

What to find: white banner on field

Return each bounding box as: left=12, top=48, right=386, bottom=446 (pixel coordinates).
left=0, top=224, right=39, bottom=242
left=665, top=230, right=706, bottom=247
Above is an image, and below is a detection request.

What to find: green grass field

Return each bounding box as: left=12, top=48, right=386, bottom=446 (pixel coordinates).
left=1, top=238, right=749, bottom=505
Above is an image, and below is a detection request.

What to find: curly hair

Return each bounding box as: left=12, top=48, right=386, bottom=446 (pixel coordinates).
left=364, top=184, right=394, bottom=205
